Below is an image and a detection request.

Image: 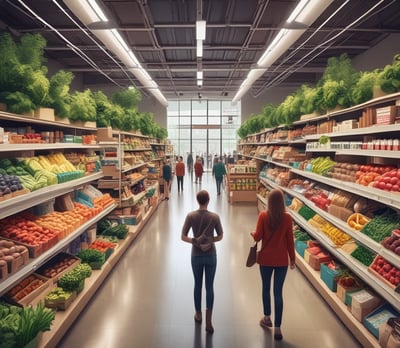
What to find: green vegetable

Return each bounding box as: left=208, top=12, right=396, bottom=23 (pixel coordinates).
left=361, top=210, right=400, bottom=242
left=69, top=89, right=97, bottom=122
left=350, top=244, right=376, bottom=266
left=77, top=248, right=105, bottom=264
left=298, top=205, right=317, bottom=221
left=98, top=218, right=129, bottom=239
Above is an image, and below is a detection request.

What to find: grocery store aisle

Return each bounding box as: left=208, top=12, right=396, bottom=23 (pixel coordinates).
left=58, top=172, right=361, bottom=348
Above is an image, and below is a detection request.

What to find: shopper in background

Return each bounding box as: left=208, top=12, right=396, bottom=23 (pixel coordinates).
left=181, top=190, right=224, bottom=334
left=162, top=159, right=172, bottom=200
left=250, top=188, right=295, bottom=341
left=194, top=156, right=204, bottom=184
left=187, top=152, right=193, bottom=176
left=212, top=157, right=226, bottom=195
left=175, top=155, right=185, bottom=192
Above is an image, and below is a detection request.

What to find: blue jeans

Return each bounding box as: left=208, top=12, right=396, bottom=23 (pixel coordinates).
left=259, top=266, right=288, bottom=327
left=191, top=254, right=217, bottom=311
left=215, top=176, right=223, bottom=194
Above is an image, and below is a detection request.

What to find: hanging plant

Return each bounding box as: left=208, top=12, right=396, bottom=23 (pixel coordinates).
left=378, top=54, right=400, bottom=94
left=351, top=69, right=380, bottom=104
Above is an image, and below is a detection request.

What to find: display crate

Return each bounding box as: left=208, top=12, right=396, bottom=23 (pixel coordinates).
left=45, top=290, right=77, bottom=311
left=351, top=289, right=383, bottom=322
left=295, top=240, right=308, bottom=258
left=36, top=252, right=81, bottom=284
left=320, top=263, right=341, bottom=292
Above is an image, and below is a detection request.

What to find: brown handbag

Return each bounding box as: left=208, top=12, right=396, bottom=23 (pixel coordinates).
left=246, top=242, right=258, bottom=267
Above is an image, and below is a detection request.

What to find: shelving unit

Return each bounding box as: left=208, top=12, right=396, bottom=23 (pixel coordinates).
left=0, top=113, right=163, bottom=348
left=225, top=163, right=257, bottom=203
left=238, top=92, right=400, bottom=347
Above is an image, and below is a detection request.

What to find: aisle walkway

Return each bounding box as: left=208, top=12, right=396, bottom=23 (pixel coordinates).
left=59, top=172, right=361, bottom=348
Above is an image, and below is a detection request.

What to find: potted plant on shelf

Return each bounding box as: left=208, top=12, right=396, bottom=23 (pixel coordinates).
left=44, top=70, right=74, bottom=123
left=92, top=90, right=124, bottom=129
left=318, top=135, right=331, bottom=149
left=69, top=89, right=97, bottom=127
left=378, top=53, right=400, bottom=95
left=319, top=53, right=359, bottom=112
left=0, top=32, right=51, bottom=117
left=351, top=69, right=381, bottom=104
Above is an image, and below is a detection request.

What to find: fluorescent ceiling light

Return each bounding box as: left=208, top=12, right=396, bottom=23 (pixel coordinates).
left=197, top=40, right=203, bottom=57
left=63, top=0, right=107, bottom=25
left=196, top=20, right=206, bottom=40
left=87, top=0, right=108, bottom=22
left=197, top=71, right=203, bottom=80
left=232, top=0, right=333, bottom=103
left=110, top=29, right=130, bottom=52
left=287, top=0, right=310, bottom=23
left=197, top=79, right=203, bottom=87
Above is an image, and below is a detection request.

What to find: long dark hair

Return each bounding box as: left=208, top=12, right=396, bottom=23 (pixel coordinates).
left=267, top=189, right=285, bottom=232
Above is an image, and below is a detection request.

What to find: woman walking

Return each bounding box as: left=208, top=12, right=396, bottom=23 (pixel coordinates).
left=181, top=190, right=223, bottom=334
left=251, top=189, right=295, bottom=340
left=194, top=157, right=204, bottom=184
left=162, top=159, right=172, bottom=200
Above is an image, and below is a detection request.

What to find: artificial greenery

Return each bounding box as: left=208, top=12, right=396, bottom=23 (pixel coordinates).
left=378, top=54, right=400, bottom=94
left=351, top=69, right=380, bottom=105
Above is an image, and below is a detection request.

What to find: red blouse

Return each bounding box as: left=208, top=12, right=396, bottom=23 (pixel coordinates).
left=252, top=211, right=295, bottom=267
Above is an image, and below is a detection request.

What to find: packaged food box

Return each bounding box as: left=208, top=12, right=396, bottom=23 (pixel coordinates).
left=363, top=304, right=399, bottom=338
left=320, top=262, right=341, bottom=292
left=308, top=251, right=331, bottom=271
left=351, top=289, right=382, bottom=322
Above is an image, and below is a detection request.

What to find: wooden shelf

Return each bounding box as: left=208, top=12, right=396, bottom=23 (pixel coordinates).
left=295, top=254, right=380, bottom=348
left=39, top=200, right=160, bottom=348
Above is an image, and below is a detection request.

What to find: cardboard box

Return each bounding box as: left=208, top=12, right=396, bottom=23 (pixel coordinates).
left=97, top=127, right=114, bottom=142
left=295, top=240, right=308, bottom=258
left=320, top=263, right=341, bottom=292
left=309, top=252, right=331, bottom=271
left=351, top=289, right=382, bottom=321
left=364, top=304, right=399, bottom=338
left=337, top=282, right=363, bottom=304
left=375, top=106, right=398, bottom=125
left=101, top=165, right=119, bottom=179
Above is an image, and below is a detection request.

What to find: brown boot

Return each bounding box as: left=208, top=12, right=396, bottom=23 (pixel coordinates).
left=205, top=309, right=214, bottom=334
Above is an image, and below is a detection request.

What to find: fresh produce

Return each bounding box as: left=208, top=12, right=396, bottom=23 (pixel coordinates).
left=327, top=162, right=359, bottom=182
left=36, top=253, right=79, bottom=279
left=369, top=255, right=400, bottom=287
left=304, top=187, right=331, bottom=210
left=89, top=239, right=117, bottom=254
left=16, top=302, right=55, bottom=347
left=347, top=213, right=371, bottom=231
left=350, top=244, right=376, bottom=267
left=298, top=205, right=317, bottom=221
left=0, top=301, right=54, bottom=348
left=76, top=249, right=105, bottom=266
left=356, top=165, right=397, bottom=188
left=0, top=173, right=25, bottom=200
left=57, top=264, right=89, bottom=292
left=382, top=229, right=400, bottom=255
left=371, top=168, right=400, bottom=192
left=97, top=218, right=129, bottom=239
left=308, top=156, right=336, bottom=175
left=5, top=274, right=46, bottom=302
left=45, top=287, right=74, bottom=303
left=361, top=210, right=400, bottom=243
left=293, top=230, right=311, bottom=242
left=320, top=223, right=352, bottom=247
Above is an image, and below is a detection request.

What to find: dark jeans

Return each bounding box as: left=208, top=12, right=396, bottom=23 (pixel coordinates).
left=191, top=254, right=217, bottom=311
left=259, top=265, right=288, bottom=327
left=215, top=176, right=223, bottom=194
left=177, top=176, right=183, bottom=191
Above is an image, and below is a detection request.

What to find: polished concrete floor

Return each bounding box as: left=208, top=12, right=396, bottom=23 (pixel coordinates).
left=59, top=172, right=361, bottom=348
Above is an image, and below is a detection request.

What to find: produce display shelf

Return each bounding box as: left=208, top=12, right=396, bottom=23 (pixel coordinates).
left=123, top=147, right=152, bottom=152
left=0, top=172, right=104, bottom=220
left=122, top=162, right=147, bottom=173
left=290, top=210, right=400, bottom=312
left=290, top=168, right=400, bottom=212
left=0, top=143, right=101, bottom=152
left=284, top=185, right=400, bottom=268
left=0, top=203, right=117, bottom=296
left=39, top=200, right=160, bottom=348
left=295, top=252, right=380, bottom=348
left=114, top=130, right=148, bottom=138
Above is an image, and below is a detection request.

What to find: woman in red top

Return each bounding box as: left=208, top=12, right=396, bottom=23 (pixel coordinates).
left=175, top=156, right=185, bottom=192
left=194, top=157, right=204, bottom=184
left=251, top=189, right=295, bottom=341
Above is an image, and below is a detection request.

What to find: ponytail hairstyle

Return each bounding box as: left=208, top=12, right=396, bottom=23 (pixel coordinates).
left=267, top=189, right=286, bottom=232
